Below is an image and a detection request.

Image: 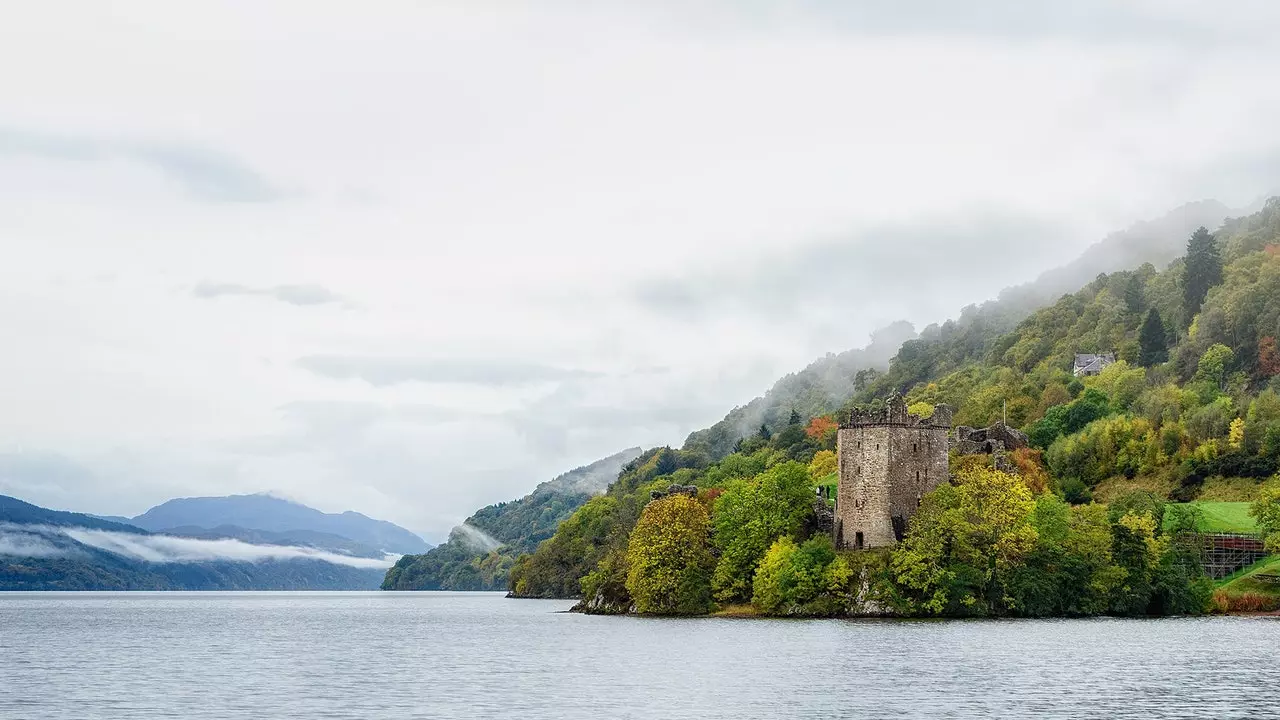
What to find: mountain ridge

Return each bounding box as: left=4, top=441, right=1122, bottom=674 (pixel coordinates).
left=129, top=493, right=430, bottom=554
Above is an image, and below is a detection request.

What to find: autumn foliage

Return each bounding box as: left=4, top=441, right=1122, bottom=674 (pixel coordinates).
left=1260, top=336, right=1280, bottom=377
left=804, top=415, right=838, bottom=441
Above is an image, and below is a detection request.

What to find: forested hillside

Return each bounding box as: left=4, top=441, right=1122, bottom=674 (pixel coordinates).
left=508, top=198, right=1280, bottom=617
left=381, top=448, right=641, bottom=590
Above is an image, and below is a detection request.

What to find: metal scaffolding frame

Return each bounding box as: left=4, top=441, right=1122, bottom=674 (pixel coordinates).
left=1176, top=532, right=1269, bottom=580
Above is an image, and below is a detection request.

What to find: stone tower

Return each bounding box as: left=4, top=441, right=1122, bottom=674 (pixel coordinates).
left=834, top=394, right=952, bottom=549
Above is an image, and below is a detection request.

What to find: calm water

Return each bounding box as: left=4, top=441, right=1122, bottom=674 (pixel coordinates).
left=2, top=592, right=1279, bottom=719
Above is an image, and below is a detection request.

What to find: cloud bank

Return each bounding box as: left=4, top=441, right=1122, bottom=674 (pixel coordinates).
left=0, top=523, right=395, bottom=569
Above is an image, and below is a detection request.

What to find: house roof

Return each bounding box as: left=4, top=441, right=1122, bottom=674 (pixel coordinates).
left=1074, top=353, right=1115, bottom=373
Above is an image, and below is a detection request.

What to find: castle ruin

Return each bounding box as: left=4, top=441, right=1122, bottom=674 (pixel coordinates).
left=834, top=394, right=952, bottom=550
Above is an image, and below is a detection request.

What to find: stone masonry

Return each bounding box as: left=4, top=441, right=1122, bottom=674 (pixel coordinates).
left=835, top=394, right=952, bottom=549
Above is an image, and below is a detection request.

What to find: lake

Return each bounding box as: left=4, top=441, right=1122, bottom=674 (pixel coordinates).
left=1, top=592, right=1278, bottom=719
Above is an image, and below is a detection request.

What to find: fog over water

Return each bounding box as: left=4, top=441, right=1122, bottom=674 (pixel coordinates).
left=2, top=592, right=1278, bottom=719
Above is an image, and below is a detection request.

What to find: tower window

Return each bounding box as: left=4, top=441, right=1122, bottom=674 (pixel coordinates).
left=913, top=443, right=918, bottom=453
left=915, top=471, right=920, bottom=482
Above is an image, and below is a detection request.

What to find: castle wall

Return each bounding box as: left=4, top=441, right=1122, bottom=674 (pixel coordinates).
left=836, top=425, right=893, bottom=548
left=835, top=417, right=950, bottom=550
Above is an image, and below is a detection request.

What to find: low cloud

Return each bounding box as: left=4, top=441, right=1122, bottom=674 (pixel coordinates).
left=451, top=523, right=502, bottom=552
left=194, top=281, right=350, bottom=308
left=0, top=523, right=395, bottom=569
left=0, top=527, right=69, bottom=558
left=296, top=355, right=602, bottom=387
left=0, top=127, right=281, bottom=202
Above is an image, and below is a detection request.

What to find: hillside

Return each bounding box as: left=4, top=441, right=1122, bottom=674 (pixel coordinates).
left=382, top=447, right=642, bottom=590
left=507, top=197, right=1280, bottom=617
left=130, top=494, right=429, bottom=554
left=0, top=494, right=389, bottom=590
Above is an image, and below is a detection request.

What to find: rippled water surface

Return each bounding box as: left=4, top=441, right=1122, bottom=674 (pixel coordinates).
left=2, top=592, right=1279, bottom=719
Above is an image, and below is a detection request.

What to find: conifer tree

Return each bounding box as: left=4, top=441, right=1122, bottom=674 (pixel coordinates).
left=1138, top=308, right=1168, bottom=367
left=1124, top=272, right=1145, bottom=315
left=1182, top=226, right=1222, bottom=323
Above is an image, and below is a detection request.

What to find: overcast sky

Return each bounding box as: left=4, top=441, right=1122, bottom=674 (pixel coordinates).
left=2, top=2, right=1278, bottom=541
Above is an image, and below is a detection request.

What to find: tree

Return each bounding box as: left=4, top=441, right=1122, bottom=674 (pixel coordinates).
left=1194, top=343, right=1235, bottom=392
left=1137, top=308, right=1168, bottom=367
left=1124, top=272, right=1145, bottom=315
left=625, top=494, right=715, bottom=615
left=1182, top=226, right=1222, bottom=323
left=1250, top=487, right=1280, bottom=553
left=1260, top=336, right=1280, bottom=377
left=710, top=461, right=814, bottom=602
left=752, top=536, right=851, bottom=616
left=757, top=424, right=772, bottom=441
left=788, top=408, right=802, bottom=425
left=807, top=450, right=837, bottom=480
left=891, top=467, right=1038, bottom=616
left=654, top=447, right=678, bottom=477
left=804, top=416, right=838, bottom=442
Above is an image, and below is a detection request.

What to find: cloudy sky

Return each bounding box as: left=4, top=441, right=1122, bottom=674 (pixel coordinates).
left=2, top=1, right=1278, bottom=541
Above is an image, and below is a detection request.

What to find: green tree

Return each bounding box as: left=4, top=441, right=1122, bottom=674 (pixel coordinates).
left=1250, top=486, right=1280, bottom=553
left=1138, top=308, right=1168, bottom=367
left=891, top=467, right=1037, bottom=616
left=1182, top=226, right=1222, bottom=323
left=1124, top=272, right=1145, bottom=315
left=711, top=461, right=814, bottom=602
left=625, top=494, right=715, bottom=615
left=654, top=447, right=678, bottom=477
left=1194, top=343, right=1235, bottom=392
left=751, top=536, right=851, bottom=616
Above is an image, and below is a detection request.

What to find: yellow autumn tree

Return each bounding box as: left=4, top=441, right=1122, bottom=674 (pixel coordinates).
left=625, top=494, right=715, bottom=615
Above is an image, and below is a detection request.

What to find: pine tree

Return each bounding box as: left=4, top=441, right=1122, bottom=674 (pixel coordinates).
left=1138, top=308, right=1168, bottom=367
left=1123, top=272, right=1145, bottom=315
left=757, top=424, right=771, bottom=441
left=655, top=447, right=677, bottom=476
left=1182, top=226, right=1222, bottom=323
left=788, top=408, right=801, bottom=425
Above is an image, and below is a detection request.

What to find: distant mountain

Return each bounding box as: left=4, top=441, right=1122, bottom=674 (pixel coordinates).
left=129, top=494, right=430, bottom=554
left=0, top=494, right=387, bottom=590
left=1, top=495, right=147, bottom=533
left=382, top=447, right=643, bottom=591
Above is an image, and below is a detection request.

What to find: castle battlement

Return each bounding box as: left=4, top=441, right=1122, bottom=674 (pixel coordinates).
left=840, top=392, right=954, bottom=430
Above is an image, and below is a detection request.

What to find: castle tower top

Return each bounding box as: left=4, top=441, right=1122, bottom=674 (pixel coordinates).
left=842, top=394, right=953, bottom=430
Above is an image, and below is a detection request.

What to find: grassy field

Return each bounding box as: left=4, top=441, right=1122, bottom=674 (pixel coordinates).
left=816, top=471, right=837, bottom=508
left=1164, top=501, right=1258, bottom=534
left=1214, top=555, right=1280, bottom=612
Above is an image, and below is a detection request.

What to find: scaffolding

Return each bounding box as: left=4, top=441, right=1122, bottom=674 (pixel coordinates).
left=1176, top=532, right=1269, bottom=579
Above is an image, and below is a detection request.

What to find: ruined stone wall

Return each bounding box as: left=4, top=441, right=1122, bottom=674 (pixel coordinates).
left=835, top=398, right=951, bottom=550
left=884, top=424, right=949, bottom=534
left=836, top=425, right=893, bottom=548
